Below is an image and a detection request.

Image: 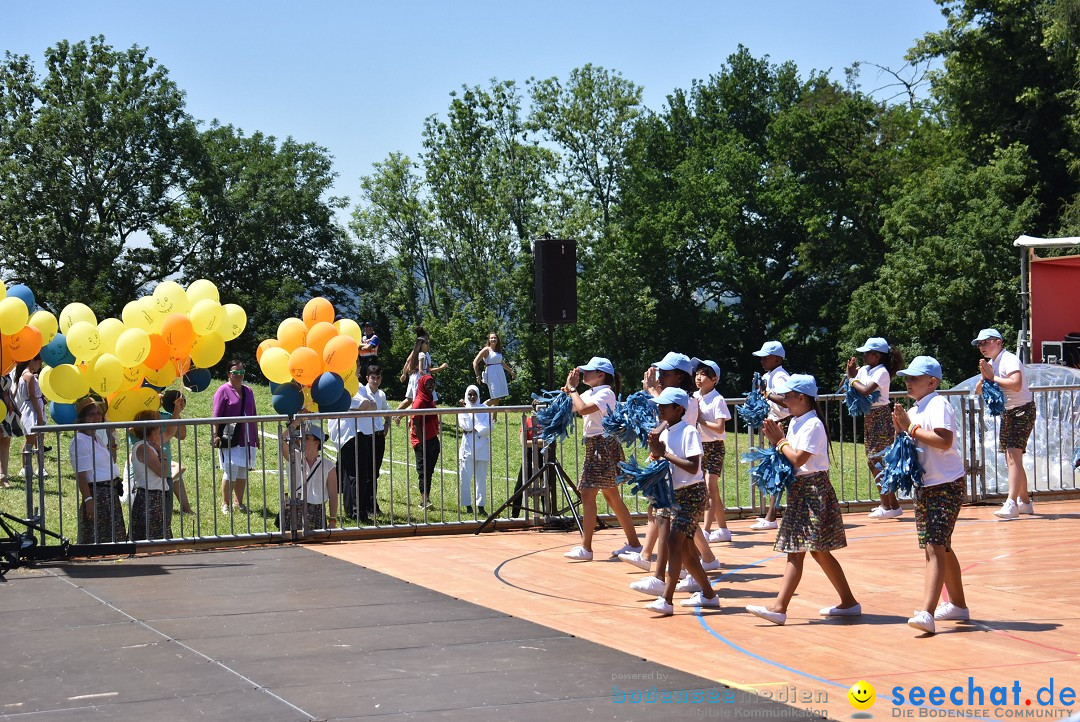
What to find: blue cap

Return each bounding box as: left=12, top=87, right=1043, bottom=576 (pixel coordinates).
left=773, top=374, right=818, bottom=397
left=696, top=359, right=722, bottom=378
left=752, top=341, right=786, bottom=358
left=648, top=386, right=690, bottom=409
left=856, top=337, right=890, bottom=354
left=302, top=423, right=325, bottom=442
left=897, top=356, right=943, bottom=380
left=971, top=328, right=1003, bottom=347
left=652, top=352, right=695, bottom=374
left=578, top=356, right=615, bottom=375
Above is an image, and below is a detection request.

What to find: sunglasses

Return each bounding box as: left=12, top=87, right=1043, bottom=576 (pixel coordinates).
left=229, top=369, right=246, bottom=376
left=976, top=340, right=995, bottom=347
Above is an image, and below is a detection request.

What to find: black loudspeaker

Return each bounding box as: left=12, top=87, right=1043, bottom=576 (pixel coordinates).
left=533, top=238, right=577, bottom=324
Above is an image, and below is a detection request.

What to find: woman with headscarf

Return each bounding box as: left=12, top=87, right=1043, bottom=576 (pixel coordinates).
left=458, top=384, right=491, bottom=515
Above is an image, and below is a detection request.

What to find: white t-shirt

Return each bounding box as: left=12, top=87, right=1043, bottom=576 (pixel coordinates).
left=660, top=420, right=704, bottom=489
left=786, top=411, right=829, bottom=475
left=362, top=385, right=389, bottom=433
left=854, top=364, right=890, bottom=406
left=291, top=455, right=334, bottom=505
left=131, top=440, right=167, bottom=491
left=908, top=392, right=965, bottom=487
left=695, top=389, right=731, bottom=442
left=70, top=432, right=120, bottom=482
left=990, top=349, right=1033, bottom=409
left=763, top=366, right=791, bottom=421
left=579, top=385, right=616, bottom=438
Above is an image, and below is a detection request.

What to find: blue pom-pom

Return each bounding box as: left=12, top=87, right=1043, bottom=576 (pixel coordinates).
left=737, top=372, right=769, bottom=431
left=616, top=456, right=678, bottom=509
left=740, top=447, right=795, bottom=499
left=602, top=390, right=658, bottom=447
left=982, top=380, right=1005, bottom=417
left=839, top=378, right=880, bottom=417
left=870, top=432, right=924, bottom=496
left=530, top=389, right=575, bottom=446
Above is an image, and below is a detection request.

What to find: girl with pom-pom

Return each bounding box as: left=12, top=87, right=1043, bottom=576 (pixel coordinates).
left=846, top=338, right=904, bottom=519
left=751, top=341, right=791, bottom=530
left=746, top=374, right=860, bottom=626
left=642, top=387, right=720, bottom=615
left=891, top=356, right=969, bottom=635
left=972, top=328, right=1035, bottom=519
left=561, top=357, right=641, bottom=561
left=695, top=360, right=733, bottom=543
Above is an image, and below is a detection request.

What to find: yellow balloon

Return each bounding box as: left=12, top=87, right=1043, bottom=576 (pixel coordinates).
left=89, top=353, right=124, bottom=396
left=49, top=363, right=89, bottom=401
left=142, top=362, right=177, bottom=388
left=152, top=280, right=190, bottom=315
left=115, top=328, right=151, bottom=367
left=59, top=302, right=96, bottom=333
left=0, top=400, right=5, bottom=420
left=277, top=317, right=304, bottom=338
left=120, top=365, right=145, bottom=391
left=259, top=346, right=293, bottom=384
left=107, top=389, right=140, bottom=423
left=221, top=304, right=247, bottom=341
left=66, top=321, right=102, bottom=361
left=190, top=332, right=225, bottom=368
left=121, top=299, right=155, bottom=332
left=335, top=318, right=363, bottom=344
left=39, top=367, right=75, bottom=404
left=186, top=279, right=220, bottom=305
left=342, top=366, right=360, bottom=397
left=96, top=318, right=127, bottom=356
left=0, top=296, right=29, bottom=335
left=189, top=299, right=223, bottom=335
left=28, top=310, right=59, bottom=345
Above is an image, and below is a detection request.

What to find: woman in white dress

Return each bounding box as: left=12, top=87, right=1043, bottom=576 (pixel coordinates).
left=472, top=332, right=515, bottom=406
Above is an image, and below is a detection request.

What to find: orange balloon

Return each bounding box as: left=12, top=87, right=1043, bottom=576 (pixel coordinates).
left=8, top=325, right=42, bottom=363
left=302, top=297, right=334, bottom=328
left=277, top=318, right=307, bottom=353
left=161, top=313, right=195, bottom=355
left=256, top=338, right=280, bottom=363
left=288, top=346, right=322, bottom=386
left=322, top=334, right=359, bottom=374
left=0, top=335, right=14, bottom=375
left=305, top=322, right=337, bottom=356
left=144, top=333, right=170, bottom=371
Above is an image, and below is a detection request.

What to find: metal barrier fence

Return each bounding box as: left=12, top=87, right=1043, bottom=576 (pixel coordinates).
left=8, top=384, right=1079, bottom=556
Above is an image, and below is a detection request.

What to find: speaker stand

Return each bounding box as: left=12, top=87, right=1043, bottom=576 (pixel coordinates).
left=476, top=449, right=584, bottom=535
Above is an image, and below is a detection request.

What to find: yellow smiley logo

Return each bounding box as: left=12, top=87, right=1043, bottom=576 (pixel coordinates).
left=848, top=680, right=876, bottom=710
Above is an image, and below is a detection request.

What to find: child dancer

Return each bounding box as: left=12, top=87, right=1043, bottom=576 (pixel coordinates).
left=846, top=338, right=904, bottom=518
left=642, top=387, right=720, bottom=615
left=458, top=384, right=491, bottom=514
left=746, top=374, right=860, bottom=625
left=751, top=341, right=790, bottom=530
left=695, top=360, right=732, bottom=543
left=562, top=357, right=641, bottom=560
left=972, top=328, right=1036, bottom=519
left=892, top=356, right=969, bottom=634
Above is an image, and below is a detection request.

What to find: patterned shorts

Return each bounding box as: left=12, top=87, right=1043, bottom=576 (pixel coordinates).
left=864, top=405, right=895, bottom=456
left=774, top=471, right=847, bottom=553
left=129, top=488, right=173, bottom=541
left=914, top=479, right=965, bottom=550
left=702, top=441, right=726, bottom=474
left=578, top=435, right=625, bottom=489
left=999, top=401, right=1036, bottom=453
left=77, top=483, right=127, bottom=545
left=657, top=482, right=707, bottom=539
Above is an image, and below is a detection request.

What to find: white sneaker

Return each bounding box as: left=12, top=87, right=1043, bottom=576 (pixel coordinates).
left=880, top=507, right=903, bottom=519
left=619, top=551, right=652, bottom=571
left=700, top=558, right=721, bottom=572
left=645, top=596, right=673, bottom=616
left=867, top=506, right=885, bottom=518
left=750, top=518, right=778, bottom=530
left=707, top=528, right=732, bottom=543
left=746, top=605, right=786, bottom=625
left=819, top=603, right=862, bottom=617
left=629, top=576, right=666, bottom=594
left=610, top=543, right=643, bottom=558
left=994, top=499, right=1019, bottom=519
left=675, top=576, right=702, bottom=593
left=908, top=610, right=936, bottom=634
left=680, top=592, right=719, bottom=608
left=934, top=602, right=970, bottom=621
left=1017, top=500, right=1034, bottom=515
left=563, top=545, right=593, bottom=561
left=221, top=503, right=231, bottom=515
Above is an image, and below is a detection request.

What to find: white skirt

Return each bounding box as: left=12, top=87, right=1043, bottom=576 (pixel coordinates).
left=483, top=363, right=508, bottom=399
left=220, top=446, right=257, bottom=480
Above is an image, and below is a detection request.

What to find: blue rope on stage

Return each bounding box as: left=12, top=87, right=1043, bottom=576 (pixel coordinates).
left=870, top=432, right=924, bottom=496
left=737, top=372, right=769, bottom=431
left=741, top=447, right=795, bottom=500
left=602, top=390, right=658, bottom=447
left=838, top=378, right=880, bottom=417
left=530, top=389, right=575, bottom=446
left=981, top=379, right=1005, bottom=417
left=616, top=457, right=677, bottom=510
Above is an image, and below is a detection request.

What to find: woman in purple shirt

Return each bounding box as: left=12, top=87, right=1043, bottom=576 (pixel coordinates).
left=212, top=359, right=259, bottom=515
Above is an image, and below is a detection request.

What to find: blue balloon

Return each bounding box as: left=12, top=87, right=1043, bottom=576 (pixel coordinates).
left=183, top=368, right=212, bottom=393
left=6, top=284, right=35, bottom=313
left=320, top=386, right=353, bottom=413
left=272, top=384, right=304, bottom=416
left=42, top=333, right=76, bottom=367
left=310, top=372, right=344, bottom=405
left=269, top=381, right=286, bottom=395
left=50, top=401, right=77, bottom=425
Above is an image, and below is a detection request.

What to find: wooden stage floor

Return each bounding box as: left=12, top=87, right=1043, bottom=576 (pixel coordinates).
left=317, top=499, right=1080, bottom=720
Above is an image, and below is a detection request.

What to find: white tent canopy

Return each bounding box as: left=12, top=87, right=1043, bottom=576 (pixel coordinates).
left=1014, top=235, right=1080, bottom=248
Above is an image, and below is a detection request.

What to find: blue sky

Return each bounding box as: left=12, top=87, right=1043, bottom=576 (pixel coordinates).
left=5, top=1, right=947, bottom=208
